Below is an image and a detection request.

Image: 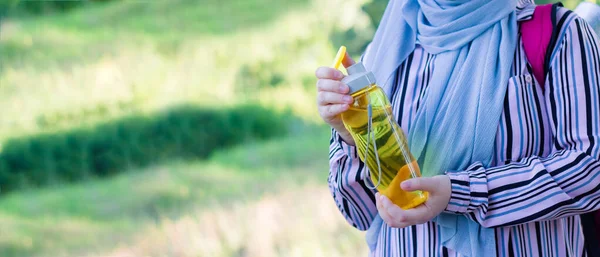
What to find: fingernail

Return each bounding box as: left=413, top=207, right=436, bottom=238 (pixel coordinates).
left=343, top=96, right=352, bottom=102
left=381, top=196, right=389, bottom=207
left=401, top=180, right=411, bottom=189
left=339, top=84, right=348, bottom=92
left=335, top=71, right=344, bottom=79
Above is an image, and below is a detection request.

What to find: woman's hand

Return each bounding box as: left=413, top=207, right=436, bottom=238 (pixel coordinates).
left=376, top=175, right=452, bottom=228
left=315, top=52, right=356, bottom=145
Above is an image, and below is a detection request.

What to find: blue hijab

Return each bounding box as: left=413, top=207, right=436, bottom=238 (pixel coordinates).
left=363, top=0, right=518, bottom=256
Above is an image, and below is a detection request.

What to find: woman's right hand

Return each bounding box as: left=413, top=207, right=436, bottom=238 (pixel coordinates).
left=315, top=52, right=356, bottom=145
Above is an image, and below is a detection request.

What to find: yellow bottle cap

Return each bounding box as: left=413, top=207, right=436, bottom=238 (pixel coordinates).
left=331, top=46, right=346, bottom=70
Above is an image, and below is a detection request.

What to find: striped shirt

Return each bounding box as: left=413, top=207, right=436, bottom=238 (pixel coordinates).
left=327, top=2, right=600, bottom=256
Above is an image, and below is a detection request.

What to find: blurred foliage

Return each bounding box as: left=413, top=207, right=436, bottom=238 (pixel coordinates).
left=15, top=1, right=87, bottom=15
left=3, top=0, right=114, bottom=16
left=0, top=104, right=291, bottom=194
left=236, top=60, right=287, bottom=95
left=234, top=36, right=322, bottom=95
left=0, top=0, right=318, bottom=141
left=538, top=0, right=593, bottom=9
left=362, top=0, right=387, bottom=30
left=0, top=127, right=363, bottom=257
left=327, top=0, right=381, bottom=55
left=0, top=0, right=362, bottom=196
left=329, top=26, right=372, bottom=56
left=35, top=100, right=137, bottom=131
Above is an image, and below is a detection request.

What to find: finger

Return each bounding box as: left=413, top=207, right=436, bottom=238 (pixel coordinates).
left=319, top=104, right=349, bottom=119
left=376, top=194, right=396, bottom=226
left=379, top=194, right=408, bottom=222
left=316, top=79, right=350, bottom=94
left=342, top=52, right=356, bottom=68
left=401, top=177, right=440, bottom=192
left=375, top=193, right=383, bottom=212
left=379, top=204, right=396, bottom=226
left=380, top=195, right=430, bottom=227
left=380, top=194, right=394, bottom=210
left=319, top=104, right=349, bottom=118
left=315, top=66, right=344, bottom=80
left=388, top=204, right=431, bottom=225
left=317, top=92, right=353, bottom=106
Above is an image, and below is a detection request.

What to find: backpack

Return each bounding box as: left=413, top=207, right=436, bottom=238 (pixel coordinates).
left=520, top=3, right=600, bottom=256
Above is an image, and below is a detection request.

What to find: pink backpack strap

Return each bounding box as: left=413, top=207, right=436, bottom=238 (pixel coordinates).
left=519, top=4, right=554, bottom=87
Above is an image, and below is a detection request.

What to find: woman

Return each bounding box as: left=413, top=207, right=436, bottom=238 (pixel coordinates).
left=315, top=0, right=600, bottom=256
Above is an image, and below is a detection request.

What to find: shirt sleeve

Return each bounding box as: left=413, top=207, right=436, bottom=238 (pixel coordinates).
left=328, top=128, right=378, bottom=231
left=444, top=16, right=600, bottom=228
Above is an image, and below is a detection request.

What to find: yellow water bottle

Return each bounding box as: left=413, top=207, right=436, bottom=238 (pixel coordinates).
left=333, top=46, right=428, bottom=209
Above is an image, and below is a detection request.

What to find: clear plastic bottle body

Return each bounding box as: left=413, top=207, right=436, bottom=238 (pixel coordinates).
left=341, top=84, right=428, bottom=209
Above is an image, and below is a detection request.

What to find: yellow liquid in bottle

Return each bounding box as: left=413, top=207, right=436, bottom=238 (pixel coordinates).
left=342, top=86, right=428, bottom=209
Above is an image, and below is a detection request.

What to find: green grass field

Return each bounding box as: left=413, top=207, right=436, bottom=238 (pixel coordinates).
left=0, top=127, right=367, bottom=257
left=0, top=0, right=371, bottom=256
left=0, top=0, right=372, bottom=140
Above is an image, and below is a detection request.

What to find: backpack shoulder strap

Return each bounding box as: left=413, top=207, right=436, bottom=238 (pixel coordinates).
left=519, top=4, right=554, bottom=87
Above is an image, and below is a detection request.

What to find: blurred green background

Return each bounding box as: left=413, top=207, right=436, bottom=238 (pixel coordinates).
left=0, top=0, right=592, bottom=256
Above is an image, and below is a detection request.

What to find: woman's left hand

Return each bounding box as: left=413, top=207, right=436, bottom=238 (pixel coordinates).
left=376, top=175, right=452, bottom=228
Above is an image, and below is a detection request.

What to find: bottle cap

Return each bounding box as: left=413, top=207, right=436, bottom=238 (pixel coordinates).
left=330, top=46, right=376, bottom=95
left=342, top=62, right=376, bottom=94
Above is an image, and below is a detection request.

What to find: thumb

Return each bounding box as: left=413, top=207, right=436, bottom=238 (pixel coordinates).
left=400, top=177, right=439, bottom=192
left=342, top=51, right=356, bottom=68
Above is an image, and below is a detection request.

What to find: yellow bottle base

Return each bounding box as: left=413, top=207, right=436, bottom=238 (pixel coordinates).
left=382, top=189, right=428, bottom=210
left=378, top=161, right=429, bottom=210
left=396, top=191, right=428, bottom=210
